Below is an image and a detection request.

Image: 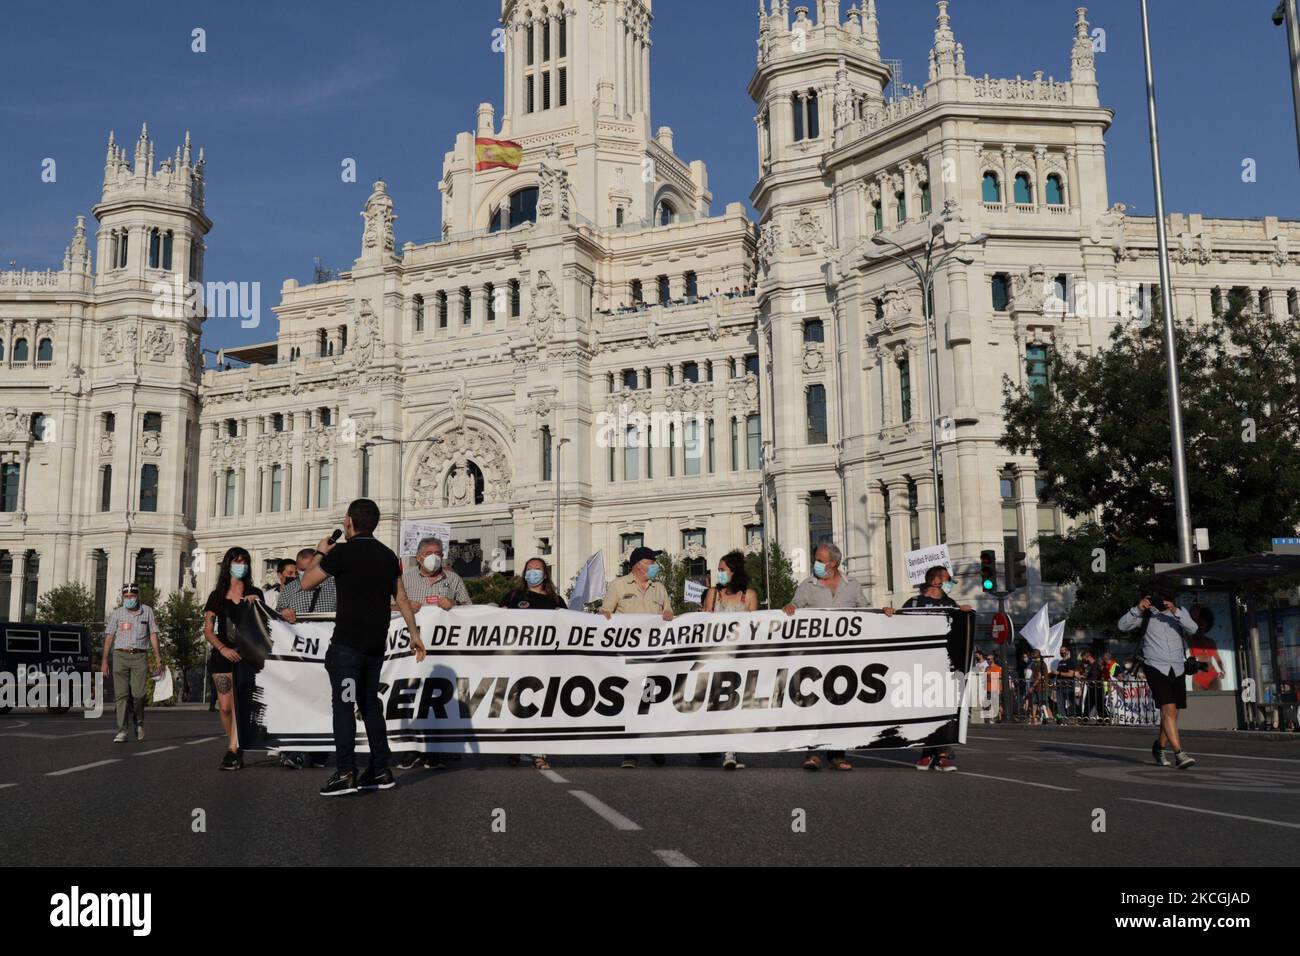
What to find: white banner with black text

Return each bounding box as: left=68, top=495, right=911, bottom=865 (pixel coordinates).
left=245, top=606, right=974, bottom=754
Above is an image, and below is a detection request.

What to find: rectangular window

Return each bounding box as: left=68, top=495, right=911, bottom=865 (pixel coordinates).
left=526, top=75, right=535, bottom=113
left=559, top=16, right=566, bottom=56
left=485, top=283, right=496, bottom=321
left=623, top=427, right=639, bottom=480
left=803, top=319, right=824, bottom=343
left=100, top=465, right=112, bottom=512
left=438, top=291, right=448, bottom=328
left=510, top=280, right=520, bottom=318
left=271, top=465, right=283, bottom=513
left=542, top=70, right=551, bottom=110
left=461, top=287, right=471, bottom=324
left=806, top=384, right=827, bottom=444
left=746, top=414, right=762, bottom=470
left=707, top=419, right=715, bottom=473
left=541, top=425, right=553, bottom=481
left=621, top=533, right=644, bottom=556
left=1001, top=473, right=1021, bottom=568
left=899, top=357, right=912, bottom=422
left=139, top=465, right=158, bottom=513
left=1, top=463, right=20, bottom=512
left=223, top=470, right=237, bottom=517
left=1026, top=344, right=1050, bottom=397
left=317, top=461, right=331, bottom=508
left=808, top=492, right=833, bottom=559
left=684, top=419, right=701, bottom=476
left=558, top=67, right=567, bottom=107
left=991, top=273, right=1010, bottom=312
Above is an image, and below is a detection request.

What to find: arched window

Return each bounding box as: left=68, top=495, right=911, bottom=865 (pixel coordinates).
left=491, top=187, right=540, bottom=232
left=1014, top=172, right=1034, bottom=204
left=657, top=201, right=675, bottom=226
left=414, top=294, right=425, bottom=332
left=162, top=230, right=174, bottom=270
left=148, top=228, right=161, bottom=268
left=139, top=464, right=159, bottom=512
left=920, top=181, right=932, bottom=215
left=118, top=228, right=129, bottom=268
left=1046, top=174, right=1065, bottom=206
left=13, top=339, right=28, bottom=363
left=36, top=339, right=53, bottom=362
left=982, top=172, right=1001, bottom=204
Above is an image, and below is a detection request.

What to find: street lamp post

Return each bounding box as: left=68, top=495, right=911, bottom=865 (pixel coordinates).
left=1274, top=1, right=1300, bottom=172
left=1139, top=0, right=1195, bottom=567
left=865, top=224, right=988, bottom=545
left=554, top=436, right=571, bottom=586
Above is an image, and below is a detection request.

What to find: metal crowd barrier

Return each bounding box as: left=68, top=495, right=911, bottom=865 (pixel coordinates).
left=968, top=675, right=1159, bottom=726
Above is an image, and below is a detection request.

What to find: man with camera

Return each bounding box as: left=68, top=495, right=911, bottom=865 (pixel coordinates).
left=1118, top=588, right=1199, bottom=769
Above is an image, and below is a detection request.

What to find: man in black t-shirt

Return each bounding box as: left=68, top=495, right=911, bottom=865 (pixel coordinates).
left=902, top=565, right=973, bottom=773
left=300, top=498, right=425, bottom=796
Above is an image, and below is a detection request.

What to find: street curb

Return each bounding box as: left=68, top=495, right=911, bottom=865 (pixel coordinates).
left=976, top=721, right=1300, bottom=744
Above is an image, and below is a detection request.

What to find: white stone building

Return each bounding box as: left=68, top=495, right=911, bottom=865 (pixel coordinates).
left=4, top=0, right=1300, bottom=627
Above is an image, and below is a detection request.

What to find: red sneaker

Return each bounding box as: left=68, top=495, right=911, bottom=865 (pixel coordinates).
left=914, top=754, right=934, bottom=771
left=937, top=755, right=957, bottom=772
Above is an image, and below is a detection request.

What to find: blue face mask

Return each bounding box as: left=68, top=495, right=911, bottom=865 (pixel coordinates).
left=524, top=568, right=544, bottom=587
left=813, top=561, right=829, bottom=579
left=645, top=563, right=660, bottom=581
left=941, top=580, right=954, bottom=594
left=717, top=570, right=731, bottom=586
left=231, top=563, right=248, bottom=580
left=123, top=597, right=139, bottom=610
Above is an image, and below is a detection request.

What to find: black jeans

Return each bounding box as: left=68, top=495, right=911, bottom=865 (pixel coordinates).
left=326, top=642, right=390, bottom=775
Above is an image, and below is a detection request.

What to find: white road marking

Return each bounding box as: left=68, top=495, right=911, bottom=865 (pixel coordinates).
left=653, top=849, right=700, bottom=867
left=848, top=752, right=1079, bottom=791
left=46, top=759, right=120, bottom=777
left=0, top=783, right=18, bottom=791
left=133, top=746, right=179, bottom=756
left=968, top=735, right=1012, bottom=741
left=1123, top=798, right=1300, bottom=829
left=185, top=735, right=225, bottom=746
left=1026, top=737, right=1300, bottom=764
left=569, top=790, right=642, bottom=831
left=539, top=769, right=569, bottom=784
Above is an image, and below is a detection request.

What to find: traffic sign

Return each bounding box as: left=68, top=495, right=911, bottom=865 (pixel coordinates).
left=991, top=612, right=1013, bottom=645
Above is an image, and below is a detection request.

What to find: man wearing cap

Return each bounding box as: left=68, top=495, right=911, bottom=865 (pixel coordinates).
left=100, top=584, right=163, bottom=744
left=601, top=546, right=674, bottom=768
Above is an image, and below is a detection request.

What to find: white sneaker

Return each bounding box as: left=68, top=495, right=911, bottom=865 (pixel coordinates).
left=135, top=727, right=144, bottom=742
left=113, top=731, right=127, bottom=743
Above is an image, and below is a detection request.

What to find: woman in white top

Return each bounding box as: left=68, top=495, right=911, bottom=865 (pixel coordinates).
left=702, top=551, right=759, bottom=770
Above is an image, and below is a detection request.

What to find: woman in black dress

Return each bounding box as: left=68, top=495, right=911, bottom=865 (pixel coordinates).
left=203, top=547, right=265, bottom=770
left=499, top=557, right=565, bottom=770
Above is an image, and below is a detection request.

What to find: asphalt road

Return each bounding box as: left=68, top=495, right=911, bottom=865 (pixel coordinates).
left=2, top=711, right=1298, bottom=867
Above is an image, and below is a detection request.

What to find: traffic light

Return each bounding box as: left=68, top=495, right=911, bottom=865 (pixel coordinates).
left=979, top=550, right=997, bottom=593
left=1006, top=548, right=1028, bottom=591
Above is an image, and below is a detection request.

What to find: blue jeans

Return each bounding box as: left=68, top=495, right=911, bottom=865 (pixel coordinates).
left=325, top=642, right=390, bottom=775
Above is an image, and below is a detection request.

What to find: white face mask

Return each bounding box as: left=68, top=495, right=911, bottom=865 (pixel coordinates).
left=422, top=553, right=443, bottom=573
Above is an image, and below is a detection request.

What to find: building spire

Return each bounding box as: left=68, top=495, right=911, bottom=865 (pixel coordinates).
left=1071, top=7, right=1097, bottom=83
left=863, top=0, right=879, bottom=55
left=929, top=0, right=963, bottom=80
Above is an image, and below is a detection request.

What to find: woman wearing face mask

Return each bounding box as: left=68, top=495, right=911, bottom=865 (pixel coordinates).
left=499, top=557, right=565, bottom=770
left=902, top=565, right=973, bottom=772
left=202, top=547, right=266, bottom=770
left=703, top=551, right=758, bottom=770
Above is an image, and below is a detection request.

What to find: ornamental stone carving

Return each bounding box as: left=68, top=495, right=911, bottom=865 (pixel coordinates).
left=100, top=325, right=124, bottom=364
left=665, top=381, right=709, bottom=413
left=409, top=424, right=512, bottom=508
left=528, top=270, right=562, bottom=345
left=302, top=427, right=334, bottom=459
left=725, top=373, right=760, bottom=414
left=143, top=326, right=174, bottom=362
left=790, top=207, right=825, bottom=253
left=140, top=432, right=163, bottom=457
left=210, top=436, right=245, bottom=469
left=0, top=407, right=26, bottom=442
left=802, top=344, right=825, bottom=373
left=353, top=299, right=380, bottom=369
left=360, top=180, right=397, bottom=257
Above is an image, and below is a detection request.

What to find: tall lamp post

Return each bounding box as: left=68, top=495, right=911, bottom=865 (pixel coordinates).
left=864, top=224, right=987, bottom=544
left=1139, top=0, right=1195, bottom=567
left=554, top=436, right=571, bottom=586
left=1274, top=1, right=1300, bottom=171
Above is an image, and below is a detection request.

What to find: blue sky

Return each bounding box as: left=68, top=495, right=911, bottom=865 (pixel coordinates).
left=2, top=0, right=1298, bottom=351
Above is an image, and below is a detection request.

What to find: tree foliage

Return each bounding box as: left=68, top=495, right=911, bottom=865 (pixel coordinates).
left=35, top=582, right=99, bottom=630
left=1001, top=291, right=1300, bottom=631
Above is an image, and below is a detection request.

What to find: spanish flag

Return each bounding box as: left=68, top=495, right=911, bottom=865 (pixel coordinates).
left=475, top=137, right=523, bottom=172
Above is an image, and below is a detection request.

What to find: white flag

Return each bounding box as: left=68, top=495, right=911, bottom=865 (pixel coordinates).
left=1044, top=619, right=1066, bottom=669
left=1020, top=604, right=1051, bottom=653
left=568, top=551, right=607, bottom=611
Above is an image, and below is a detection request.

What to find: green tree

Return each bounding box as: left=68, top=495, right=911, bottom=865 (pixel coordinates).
left=35, top=581, right=99, bottom=629
left=154, top=590, right=206, bottom=702
left=465, top=573, right=515, bottom=606
left=745, top=542, right=798, bottom=610
left=1001, top=291, right=1300, bottom=632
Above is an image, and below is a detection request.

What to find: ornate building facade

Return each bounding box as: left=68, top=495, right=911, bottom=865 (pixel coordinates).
left=4, top=0, right=1300, bottom=626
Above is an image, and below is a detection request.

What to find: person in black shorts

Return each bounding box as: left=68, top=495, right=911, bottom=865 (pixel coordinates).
left=499, top=557, right=565, bottom=771
left=301, top=499, right=426, bottom=796
left=202, top=547, right=265, bottom=771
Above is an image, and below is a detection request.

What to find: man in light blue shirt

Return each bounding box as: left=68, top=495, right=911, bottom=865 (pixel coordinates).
left=1118, top=590, right=1197, bottom=770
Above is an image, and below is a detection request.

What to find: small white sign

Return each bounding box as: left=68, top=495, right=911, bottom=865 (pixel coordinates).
left=904, top=544, right=952, bottom=587
left=684, top=579, right=708, bottom=605
left=400, top=520, right=451, bottom=558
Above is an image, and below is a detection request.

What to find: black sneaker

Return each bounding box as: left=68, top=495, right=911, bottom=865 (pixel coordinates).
left=357, top=767, right=396, bottom=791
left=280, top=753, right=306, bottom=769
left=219, top=750, right=242, bottom=771
left=320, top=770, right=358, bottom=796
left=650, top=754, right=666, bottom=766
left=422, top=756, right=445, bottom=770
left=396, top=753, right=423, bottom=770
